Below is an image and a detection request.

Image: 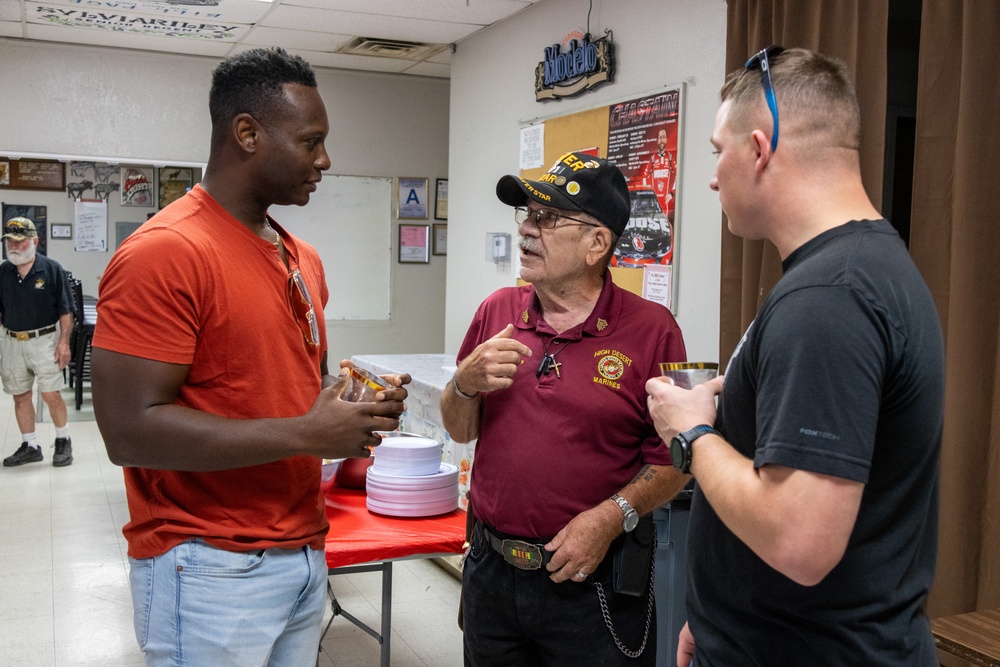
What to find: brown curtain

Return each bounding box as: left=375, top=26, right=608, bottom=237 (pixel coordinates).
left=911, top=0, right=1000, bottom=618
left=719, top=0, right=889, bottom=362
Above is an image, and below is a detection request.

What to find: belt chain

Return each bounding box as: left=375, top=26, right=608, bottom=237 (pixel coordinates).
left=592, top=532, right=656, bottom=659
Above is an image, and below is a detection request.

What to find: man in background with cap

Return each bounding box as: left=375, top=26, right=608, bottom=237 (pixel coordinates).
left=441, top=152, right=687, bottom=665
left=0, top=217, right=75, bottom=468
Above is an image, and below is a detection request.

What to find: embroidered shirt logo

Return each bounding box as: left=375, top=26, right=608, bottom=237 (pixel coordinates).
left=34, top=278, right=45, bottom=289
left=597, top=355, right=624, bottom=380
left=596, top=318, right=608, bottom=331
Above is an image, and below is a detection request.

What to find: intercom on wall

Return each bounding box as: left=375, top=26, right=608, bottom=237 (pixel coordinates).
left=485, top=232, right=511, bottom=264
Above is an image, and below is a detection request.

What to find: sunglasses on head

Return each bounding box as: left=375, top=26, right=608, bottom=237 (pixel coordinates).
left=745, top=45, right=785, bottom=151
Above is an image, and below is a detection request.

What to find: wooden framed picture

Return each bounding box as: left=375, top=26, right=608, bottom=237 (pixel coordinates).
left=398, top=223, right=430, bottom=263
left=434, top=178, right=448, bottom=220
left=159, top=167, right=193, bottom=208
left=432, top=223, right=447, bottom=256
left=0, top=158, right=65, bottom=191
left=396, top=177, right=428, bottom=220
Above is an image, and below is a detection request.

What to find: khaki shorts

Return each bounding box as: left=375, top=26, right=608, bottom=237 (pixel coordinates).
left=0, top=328, right=66, bottom=395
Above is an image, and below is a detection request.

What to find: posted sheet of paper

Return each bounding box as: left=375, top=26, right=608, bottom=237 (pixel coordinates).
left=641, top=264, right=673, bottom=310
left=74, top=200, right=107, bottom=252
left=520, top=124, right=545, bottom=170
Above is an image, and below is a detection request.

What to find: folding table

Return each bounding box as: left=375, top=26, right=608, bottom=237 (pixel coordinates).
left=321, top=486, right=466, bottom=667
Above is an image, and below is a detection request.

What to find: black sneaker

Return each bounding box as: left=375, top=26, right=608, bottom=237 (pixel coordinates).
left=53, top=437, right=73, bottom=467
left=3, top=442, right=44, bottom=467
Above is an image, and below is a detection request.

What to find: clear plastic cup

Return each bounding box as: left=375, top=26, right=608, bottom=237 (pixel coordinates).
left=347, top=367, right=391, bottom=402
left=659, top=362, right=719, bottom=389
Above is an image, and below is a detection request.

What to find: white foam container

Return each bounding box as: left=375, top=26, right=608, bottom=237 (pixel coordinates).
left=372, top=436, right=442, bottom=476
left=365, top=462, right=460, bottom=517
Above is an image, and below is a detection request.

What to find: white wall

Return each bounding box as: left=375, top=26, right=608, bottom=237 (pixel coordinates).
left=444, top=0, right=726, bottom=363
left=0, top=40, right=450, bottom=363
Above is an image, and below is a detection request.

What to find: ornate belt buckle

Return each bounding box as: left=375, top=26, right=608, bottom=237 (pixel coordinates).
left=501, top=539, right=543, bottom=570
left=15, top=332, right=29, bottom=341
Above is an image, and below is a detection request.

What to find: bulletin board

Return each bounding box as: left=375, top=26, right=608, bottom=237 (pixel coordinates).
left=519, top=84, right=685, bottom=312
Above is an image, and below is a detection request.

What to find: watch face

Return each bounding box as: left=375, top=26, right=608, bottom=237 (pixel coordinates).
left=623, top=510, right=639, bottom=532
left=670, top=436, right=685, bottom=470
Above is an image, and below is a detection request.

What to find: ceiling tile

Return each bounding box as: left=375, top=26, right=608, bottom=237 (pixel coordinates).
left=282, top=0, right=531, bottom=26
left=34, top=0, right=272, bottom=25
left=25, top=1, right=249, bottom=42
left=261, top=6, right=481, bottom=44
left=0, top=3, right=20, bottom=21
left=425, top=49, right=453, bottom=65
left=0, top=21, right=23, bottom=38
left=241, top=25, right=355, bottom=52
left=226, top=43, right=414, bottom=74
left=400, top=61, right=451, bottom=79
left=25, top=22, right=234, bottom=57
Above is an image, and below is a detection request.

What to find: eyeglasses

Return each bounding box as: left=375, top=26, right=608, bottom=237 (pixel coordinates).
left=514, top=206, right=599, bottom=230
left=745, top=45, right=784, bottom=151
left=288, top=269, right=319, bottom=347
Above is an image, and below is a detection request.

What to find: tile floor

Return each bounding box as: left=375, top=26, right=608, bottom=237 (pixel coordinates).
left=0, top=388, right=465, bottom=667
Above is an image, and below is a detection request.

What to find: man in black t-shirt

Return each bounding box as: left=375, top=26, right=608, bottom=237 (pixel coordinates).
left=646, top=48, right=943, bottom=665
left=0, top=217, right=75, bottom=468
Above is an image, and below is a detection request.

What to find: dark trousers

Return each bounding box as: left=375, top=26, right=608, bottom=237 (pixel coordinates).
left=462, top=523, right=656, bottom=667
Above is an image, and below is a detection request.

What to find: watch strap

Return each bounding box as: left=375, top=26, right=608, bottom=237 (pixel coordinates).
left=611, top=493, right=632, bottom=513
left=682, top=424, right=717, bottom=443
left=452, top=374, right=479, bottom=400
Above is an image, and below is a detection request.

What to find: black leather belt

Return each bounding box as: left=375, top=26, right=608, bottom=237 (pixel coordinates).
left=7, top=325, right=57, bottom=341
left=481, top=525, right=553, bottom=571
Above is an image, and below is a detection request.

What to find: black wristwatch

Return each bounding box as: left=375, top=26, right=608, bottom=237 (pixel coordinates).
left=670, top=424, right=718, bottom=474
left=610, top=493, right=639, bottom=533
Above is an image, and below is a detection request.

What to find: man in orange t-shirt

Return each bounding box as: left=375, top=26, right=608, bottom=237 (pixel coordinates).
left=92, top=48, right=409, bottom=667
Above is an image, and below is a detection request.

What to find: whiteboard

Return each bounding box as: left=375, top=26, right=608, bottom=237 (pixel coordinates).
left=271, top=175, right=391, bottom=321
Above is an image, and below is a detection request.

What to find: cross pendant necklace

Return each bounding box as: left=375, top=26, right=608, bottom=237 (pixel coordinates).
left=536, top=338, right=569, bottom=379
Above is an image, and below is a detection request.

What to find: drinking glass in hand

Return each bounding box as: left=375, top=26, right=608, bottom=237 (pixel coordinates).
left=659, top=362, right=719, bottom=389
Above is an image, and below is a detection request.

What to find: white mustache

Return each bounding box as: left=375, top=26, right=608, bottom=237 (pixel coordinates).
left=519, top=237, right=543, bottom=255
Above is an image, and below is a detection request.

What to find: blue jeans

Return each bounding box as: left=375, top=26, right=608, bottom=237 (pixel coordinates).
left=128, top=540, right=328, bottom=667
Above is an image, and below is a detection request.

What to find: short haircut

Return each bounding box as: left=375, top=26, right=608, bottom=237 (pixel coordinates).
left=720, top=48, right=861, bottom=151
left=209, top=47, right=317, bottom=138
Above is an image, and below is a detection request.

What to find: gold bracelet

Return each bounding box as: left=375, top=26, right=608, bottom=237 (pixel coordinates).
left=452, top=375, right=479, bottom=400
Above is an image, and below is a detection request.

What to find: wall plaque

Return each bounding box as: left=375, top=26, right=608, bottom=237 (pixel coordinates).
left=0, top=158, right=66, bottom=191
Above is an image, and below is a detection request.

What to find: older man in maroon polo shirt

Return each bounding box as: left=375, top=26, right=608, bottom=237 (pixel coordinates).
left=441, top=152, right=688, bottom=666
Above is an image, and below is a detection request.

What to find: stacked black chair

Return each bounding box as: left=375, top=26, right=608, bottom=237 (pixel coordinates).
left=68, top=278, right=96, bottom=410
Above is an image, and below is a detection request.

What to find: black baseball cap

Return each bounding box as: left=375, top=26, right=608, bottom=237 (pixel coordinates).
left=496, top=152, right=630, bottom=236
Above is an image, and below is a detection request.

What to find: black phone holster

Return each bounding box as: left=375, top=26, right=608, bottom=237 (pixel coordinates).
left=612, top=513, right=656, bottom=597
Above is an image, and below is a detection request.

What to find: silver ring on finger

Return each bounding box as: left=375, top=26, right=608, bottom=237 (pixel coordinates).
left=574, top=570, right=588, bottom=580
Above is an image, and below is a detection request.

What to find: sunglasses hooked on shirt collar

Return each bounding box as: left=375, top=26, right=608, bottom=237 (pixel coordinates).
left=745, top=45, right=785, bottom=151
left=288, top=269, right=319, bottom=347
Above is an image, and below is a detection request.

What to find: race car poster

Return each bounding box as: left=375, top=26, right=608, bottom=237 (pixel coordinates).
left=517, top=84, right=685, bottom=311
left=606, top=89, right=681, bottom=283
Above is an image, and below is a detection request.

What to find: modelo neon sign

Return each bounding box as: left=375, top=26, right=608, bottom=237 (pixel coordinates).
left=535, top=31, right=615, bottom=102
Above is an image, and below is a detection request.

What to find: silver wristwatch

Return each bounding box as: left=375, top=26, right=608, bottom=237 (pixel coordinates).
left=611, top=493, right=639, bottom=533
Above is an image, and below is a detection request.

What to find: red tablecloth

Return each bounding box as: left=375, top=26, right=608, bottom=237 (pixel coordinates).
left=324, top=486, right=467, bottom=569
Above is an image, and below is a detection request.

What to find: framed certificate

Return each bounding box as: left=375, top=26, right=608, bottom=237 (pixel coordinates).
left=398, top=224, right=430, bottom=263
left=51, top=223, right=73, bottom=239
left=396, top=177, right=428, bottom=220
left=434, top=178, right=448, bottom=220
left=432, top=223, right=447, bottom=256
